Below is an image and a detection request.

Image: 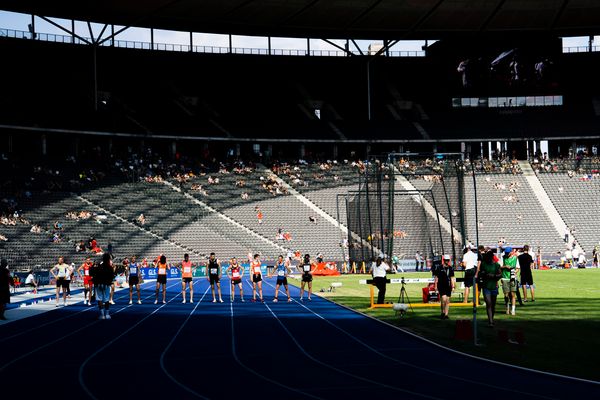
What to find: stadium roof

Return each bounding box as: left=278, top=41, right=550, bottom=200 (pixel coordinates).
left=2, top=0, right=600, bottom=40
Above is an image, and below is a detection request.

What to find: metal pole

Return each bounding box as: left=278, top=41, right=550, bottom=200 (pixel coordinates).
left=30, top=14, right=35, bottom=40
left=72, top=20, right=75, bottom=43
left=367, top=62, right=371, bottom=121
left=229, top=34, right=232, bottom=53
left=307, top=38, right=310, bottom=55
left=268, top=36, right=271, bottom=55
left=189, top=31, right=193, bottom=51
left=92, top=45, right=98, bottom=111
left=471, top=162, right=479, bottom=345
left=337, top=194, right=347, bottom=264
left=151, top=28, right=154, bottom=49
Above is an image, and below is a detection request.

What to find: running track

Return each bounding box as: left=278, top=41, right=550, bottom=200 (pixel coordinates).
left=1, top=278, right=598, bottom=399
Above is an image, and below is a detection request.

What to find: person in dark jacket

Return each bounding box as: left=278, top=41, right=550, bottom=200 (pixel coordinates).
left=95, top=253, right=115, bottom=320
left=0, top=259, right=14, bottom=320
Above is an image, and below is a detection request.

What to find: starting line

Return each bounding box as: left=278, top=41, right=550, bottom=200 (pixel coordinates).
left=359, top=278, right=481, bottom=309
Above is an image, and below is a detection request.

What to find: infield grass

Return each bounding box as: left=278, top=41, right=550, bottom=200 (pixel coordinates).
left=294, top=269, right=600, bottom=381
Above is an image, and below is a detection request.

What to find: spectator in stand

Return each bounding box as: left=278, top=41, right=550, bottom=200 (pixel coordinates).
left=309, top=215, right=317, bottom=224
left=565, top=247, right=573, bottom=268
left=256, top=207, right=263, bottom=225
left=593, top=246, right=599, bottom=268
left=0, top=259, right=13, bottom=320
left=564, top=227, right=570, bottom=243
left=517, top=245, right=535, bottom=302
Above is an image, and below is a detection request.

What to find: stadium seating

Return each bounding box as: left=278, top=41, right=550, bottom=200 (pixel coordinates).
left=536, top=173, right=600, bottom=252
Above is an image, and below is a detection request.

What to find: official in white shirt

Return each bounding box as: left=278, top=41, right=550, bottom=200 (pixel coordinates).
left=369, top=257, right=390, bottom=304
left=462, top=246, right=479, bottom=303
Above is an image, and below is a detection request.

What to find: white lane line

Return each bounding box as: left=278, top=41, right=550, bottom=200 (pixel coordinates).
left=0, top=282, right=154, bottom=342
left=0, top=281, right=178, bottom=373
left=258, top=280, right=441, bottom=400
left=78, top=282, right=183, bottom=400
left=267, top=280, right=557, bottom=399
left=159, top=281, right=211, bottom=400
left=230, top=281, right=323, bottom=400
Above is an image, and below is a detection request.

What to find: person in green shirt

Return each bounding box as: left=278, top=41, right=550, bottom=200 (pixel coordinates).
left=479, top=250, right=501, bottom=326
left=500, top=247, right=519, bottom=316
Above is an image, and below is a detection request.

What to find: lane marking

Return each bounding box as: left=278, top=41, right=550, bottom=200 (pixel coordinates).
left=267, top=280, right=557, bottom=399
left=261, top=293, right=441, bottom=400
left=159, top=280, right=211, bottom=400
left=229, top=280, right=323, bottom=400
left=79, top=281, right=183, bottom=400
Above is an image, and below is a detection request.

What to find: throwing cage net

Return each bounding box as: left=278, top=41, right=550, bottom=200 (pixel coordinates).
left=343, top=154, right=471, bottom=267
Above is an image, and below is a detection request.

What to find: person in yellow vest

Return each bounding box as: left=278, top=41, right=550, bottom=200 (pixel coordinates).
left=178, top=253, right=197, bottom=304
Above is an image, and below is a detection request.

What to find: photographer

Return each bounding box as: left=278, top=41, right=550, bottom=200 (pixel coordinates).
left=369, top=257, right=390, bottom=304
left=480, top=250, right=502, bottom=326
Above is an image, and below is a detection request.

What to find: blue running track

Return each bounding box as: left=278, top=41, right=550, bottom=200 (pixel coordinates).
left=1, top=277, right=598, bottom=399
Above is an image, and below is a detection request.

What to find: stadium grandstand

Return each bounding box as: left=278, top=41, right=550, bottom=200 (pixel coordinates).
left=1, top=1, right=600, bottom=398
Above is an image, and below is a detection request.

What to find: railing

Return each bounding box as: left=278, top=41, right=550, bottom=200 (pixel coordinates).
left=562, top=45, right=600, bottom=53
left=0, top=27, right=425, bottom=57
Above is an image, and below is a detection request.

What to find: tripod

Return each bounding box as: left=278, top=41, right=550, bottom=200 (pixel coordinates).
left=395, top=277, right=413, bottom=317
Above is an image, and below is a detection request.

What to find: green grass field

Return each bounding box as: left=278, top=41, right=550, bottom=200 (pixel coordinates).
left=293, top=269, right=600, bottom=381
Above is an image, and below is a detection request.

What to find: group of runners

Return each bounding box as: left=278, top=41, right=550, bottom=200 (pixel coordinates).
left=49, top=251, right=318, bottom=316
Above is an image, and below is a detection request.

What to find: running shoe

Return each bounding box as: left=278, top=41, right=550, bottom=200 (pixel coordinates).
left=241, top=299, right=245, bottom=302
left=128, top=300, right=132, bottom=305
left=212, top=299, right=216, bottom=303
left=154, top=300, right=158, bottom=304
left=287, top=298, right=292, bottom=302
left=182, top=299, right=186, bottom=304
left=98, top=314, right=105, bottom=320
left=105, top=314, right=111, bottom=320
left=162, top=300, right=166, bottom=304
left=251, top=298, right=256, bottom=302
left=190, top=300, right=194, bottom=304
left=273, top=298, right=278, bottom=302
left=219, top=299, right=223, bottom=303
left=109, top=300, right=115, bottom=305
left=137, top=300, right=142, bottom=304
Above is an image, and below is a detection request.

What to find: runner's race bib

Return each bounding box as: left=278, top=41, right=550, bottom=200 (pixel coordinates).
left=158, top=268, right=166, bottom=275
left=129, top=267, right=137, bottom=274
left=278, top=270, right=285, bottom=277
left=232, top=271, right=240, bottom=278
left=210, top=268, right=218, bottom=275
left=303, top=265, right=310, bottom=272
left=184, top=267, right=191, bottom=274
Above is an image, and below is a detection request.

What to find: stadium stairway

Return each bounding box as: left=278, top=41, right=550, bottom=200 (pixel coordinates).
left=161, top=180, right=286, bottom=258
left=77, top=194, right=199, bottom=257
left=393, top=167, right=464, bottom=245
left=260, top=164, right=377, bottom=258
left=518, top=161, right=583, bottom=253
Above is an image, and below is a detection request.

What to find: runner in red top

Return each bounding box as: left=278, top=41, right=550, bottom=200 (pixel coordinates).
left=226, top=257, right=244, bottom=302
left=177, top=253, right=196, bottom=304
left=77, top=257, right=94, bottom=306
left=248, top=252, right=263, bottom=302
